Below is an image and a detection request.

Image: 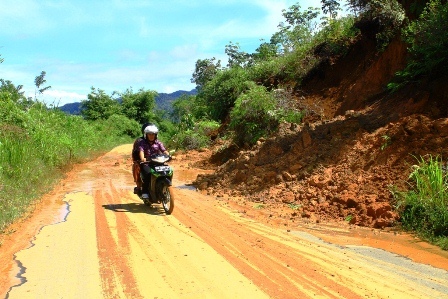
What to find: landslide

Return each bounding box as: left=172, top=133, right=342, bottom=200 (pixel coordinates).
left=193, top=33, right=448, bottom=229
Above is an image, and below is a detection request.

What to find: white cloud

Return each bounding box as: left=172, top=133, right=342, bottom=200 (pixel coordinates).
left=45, top=89, right=86, bottom=100
left=40, top=89, right=87, bottom=106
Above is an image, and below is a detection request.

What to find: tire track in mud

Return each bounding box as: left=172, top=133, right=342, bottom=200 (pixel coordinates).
left=88, top=149, right=148, bottom=298
left=96, top=176, right=270, bottom=298
left=94, top=183, right=144, bottom=299
left=171, top=188, right=362, bottom=299
left=240, top=218, right=448, bottom=298
left=171, top=186, right=448, bottom=299
left=90, top=146, right=271, bottom=298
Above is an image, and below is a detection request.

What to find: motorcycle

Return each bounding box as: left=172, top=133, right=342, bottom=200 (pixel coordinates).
left=133, top=154, right=174, bottom=214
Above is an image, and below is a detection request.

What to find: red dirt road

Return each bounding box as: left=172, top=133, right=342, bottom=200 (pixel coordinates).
left=1, top=144, right=447, bottom=298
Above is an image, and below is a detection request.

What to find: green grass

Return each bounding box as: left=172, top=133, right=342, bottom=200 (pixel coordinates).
left=396, top=155, right=448, bottom=250
left=380, top=135, right=391, bottom=151
left=288, top=203, right=301, bottom=210
left=0, top=103, right=133, bottom=233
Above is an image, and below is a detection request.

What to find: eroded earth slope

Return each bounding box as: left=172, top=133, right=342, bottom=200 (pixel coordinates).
left=193, top=36, right=448, bottom=229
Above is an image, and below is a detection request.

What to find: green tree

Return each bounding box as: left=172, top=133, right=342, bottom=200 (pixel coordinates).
left=320, top=0, right=342, bottom=27
left=283, top=4, right=320, bottom=29
left=402, top=0, right=448, bottom=79
left=271, top=4, right=320, bottom=53
left=0, top=79, right=26, bottom=103
left=81, top=87, right=120, bottom=120
left=321, top=0, right=341, bottom=20
left=225, top=42, right=252, bottom=67
left=34, top=71, right=51, bottom=98
left=119, top=87, right=157, bottom=124
left=191, top=57, right=221, bottom=90
left=171, top=94, right=196, bottom=124
left=0, top=79, right=33, bottom=108
left=253, top=39, right=279, bottom=62
left=346, top=0, right=366, bottom=16
left=350, top=0, right=405, bottom=50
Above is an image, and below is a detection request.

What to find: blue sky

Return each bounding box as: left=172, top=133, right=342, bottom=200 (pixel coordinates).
left=1, top=0, right=324, bottom=106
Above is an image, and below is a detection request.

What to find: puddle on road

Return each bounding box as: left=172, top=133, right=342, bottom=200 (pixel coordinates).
left=60, top=200, right=71, bottom=221
left=175, top=184, right=197, bottom=191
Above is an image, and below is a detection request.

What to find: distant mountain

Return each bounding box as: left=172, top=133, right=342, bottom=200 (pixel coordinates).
left=155, top=89, right=197, bottom=112
left=57, top=102, right=83, bottom=115
left=57, top=89, right=197, bottom=115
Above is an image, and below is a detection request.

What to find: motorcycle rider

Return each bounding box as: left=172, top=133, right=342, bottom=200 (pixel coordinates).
left=138, top=124, right=170, bottom=200
left=132, top=122, right=153, bottom=193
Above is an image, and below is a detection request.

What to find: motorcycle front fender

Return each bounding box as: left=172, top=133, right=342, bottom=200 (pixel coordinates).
left=163, top=177, right=172, bottom=186
left=149, top=174, right=157, bottom=202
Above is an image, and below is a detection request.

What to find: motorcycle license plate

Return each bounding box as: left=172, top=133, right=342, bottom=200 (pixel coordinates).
left=155, top=166, right=170, bottom=172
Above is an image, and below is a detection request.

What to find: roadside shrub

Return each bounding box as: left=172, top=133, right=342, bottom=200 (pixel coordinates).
left=156, top=119, right=177, bottom=145
left=170, top=119, right=219, bottom=150
left=230, top=84, right=277, bottom=145
left=195, top=120, right=220, bottom=136
left=197, top=67, right=250, bottom=122
left=372, top=0, right=406, bottom=50
left=247, top=59, right=284, bottom=88
left=282, top=46, right=321, bottom=84
left=99, top=114, right=141, bottom=138
left=230, top=83, right=303, bottom=146
left=171, top=130, right=210, bottom=150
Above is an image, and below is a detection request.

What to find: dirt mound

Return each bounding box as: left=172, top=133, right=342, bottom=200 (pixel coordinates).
left=194, top=114, right=448, bottom=228
left=192, top=35, right=448, bottom=229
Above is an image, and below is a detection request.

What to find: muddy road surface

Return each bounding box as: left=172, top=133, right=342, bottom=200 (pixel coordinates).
left=1, top=144, right=447, bottom=298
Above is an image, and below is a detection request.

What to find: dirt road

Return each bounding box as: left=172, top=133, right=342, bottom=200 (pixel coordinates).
left=1, top=144, right=447, bottom=299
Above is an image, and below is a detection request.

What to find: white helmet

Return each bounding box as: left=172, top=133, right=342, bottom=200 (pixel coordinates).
left=144, top=124, right=159, bottom=135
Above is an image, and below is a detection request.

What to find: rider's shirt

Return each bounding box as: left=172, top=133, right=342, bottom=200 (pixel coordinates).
left=138, top=139, right=167, bottom=158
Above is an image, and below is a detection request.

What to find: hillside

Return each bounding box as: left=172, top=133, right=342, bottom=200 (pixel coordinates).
left=193, top=27, right=448, bottom=229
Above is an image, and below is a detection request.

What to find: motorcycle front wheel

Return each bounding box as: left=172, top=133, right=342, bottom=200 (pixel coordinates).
left=159, top=181, right=174, bottom=215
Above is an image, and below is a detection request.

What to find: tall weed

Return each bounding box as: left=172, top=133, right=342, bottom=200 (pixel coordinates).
left=0, top=101, right=133, bottom=233
left=397, top=155, right=448, bottom=249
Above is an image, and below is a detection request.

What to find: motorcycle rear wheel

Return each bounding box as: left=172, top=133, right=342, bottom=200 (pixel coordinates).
left=159, top=182, right=174, bottom=215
